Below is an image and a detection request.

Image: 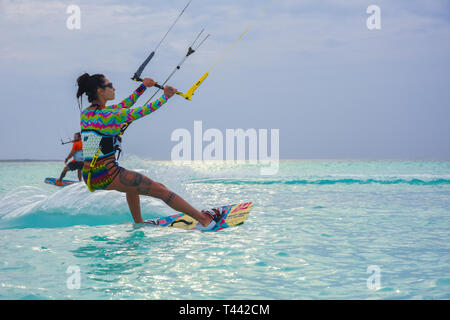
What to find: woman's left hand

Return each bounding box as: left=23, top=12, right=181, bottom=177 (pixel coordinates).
left=142, top=78, right=156, bottom=87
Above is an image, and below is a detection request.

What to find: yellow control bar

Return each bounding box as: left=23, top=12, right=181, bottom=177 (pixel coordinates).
left=179, top=72, right=209, bottom=101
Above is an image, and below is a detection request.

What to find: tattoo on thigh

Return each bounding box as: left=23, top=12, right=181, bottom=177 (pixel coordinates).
left=119, top=170, right=143, bottom=187
left=142, top=178, right=152, bottom=186
left=138, top=177, right=153, bottom=193
left=137, top=187, right=150, bottom=194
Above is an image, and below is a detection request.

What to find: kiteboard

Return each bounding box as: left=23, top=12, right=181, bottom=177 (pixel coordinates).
left=44, top=177, right=77, bottom=187
left=144, top=202, right=253, bottom=232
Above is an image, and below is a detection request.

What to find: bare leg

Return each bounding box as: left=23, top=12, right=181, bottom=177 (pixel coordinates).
left=107, top=169, right=212, bottom=226
left=59, top=167, right=69, bottom=181
left=126, top=193, right=143, bottom=223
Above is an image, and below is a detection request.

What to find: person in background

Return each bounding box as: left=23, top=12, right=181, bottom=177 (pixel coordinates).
left=56, top=132, right=84, bottom=185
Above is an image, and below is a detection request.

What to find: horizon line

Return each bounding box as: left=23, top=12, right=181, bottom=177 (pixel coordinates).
left=1, top=158, right=450, bottom=163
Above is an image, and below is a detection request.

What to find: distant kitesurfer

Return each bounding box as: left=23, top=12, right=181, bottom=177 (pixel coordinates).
left=55, top=132, right=84, bottom=185
left=77, top=73, right=223, bottom=230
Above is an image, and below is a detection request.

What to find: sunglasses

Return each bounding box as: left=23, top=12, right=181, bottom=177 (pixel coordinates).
left=102, top=83, right=114, bottom=89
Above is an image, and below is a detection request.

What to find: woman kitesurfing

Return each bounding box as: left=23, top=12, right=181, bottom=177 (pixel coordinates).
left=75, top=0, right=265, bottom=230
left=77, top=74, right=224, bottom=230
left=74, top=0, right=226, bottom=230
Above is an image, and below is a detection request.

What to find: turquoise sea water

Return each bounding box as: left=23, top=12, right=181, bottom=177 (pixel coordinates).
left=0, top=159, right=449, bottom=299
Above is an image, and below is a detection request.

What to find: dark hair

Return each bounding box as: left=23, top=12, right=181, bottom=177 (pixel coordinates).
left=76, top=73, right=106, bottom=110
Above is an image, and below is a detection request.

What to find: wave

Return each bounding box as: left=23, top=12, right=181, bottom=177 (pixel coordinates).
left=190, top=177, right=450, bottom=186
left=0, top=184, right=168, bottom=230
left=1, top=158, right=449, bottom=229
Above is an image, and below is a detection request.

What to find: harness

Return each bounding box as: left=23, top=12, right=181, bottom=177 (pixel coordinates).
left=82, top=104, right=127, bottom=192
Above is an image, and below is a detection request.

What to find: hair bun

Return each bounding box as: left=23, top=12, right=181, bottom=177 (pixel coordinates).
left=77, top=73, right=90, bottom=90
left=76, top=73, right=105, bottom=103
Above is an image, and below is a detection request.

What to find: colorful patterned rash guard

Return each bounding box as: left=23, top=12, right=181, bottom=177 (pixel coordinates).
left=80, top=84, right=168, bottom=190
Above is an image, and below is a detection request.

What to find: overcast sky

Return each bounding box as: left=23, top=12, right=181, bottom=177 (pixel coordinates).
left=0, top=0, right=449, bottom=160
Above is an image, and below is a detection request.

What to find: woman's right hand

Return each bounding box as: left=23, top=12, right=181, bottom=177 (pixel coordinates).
left=142, top=78, right=156, bottom=88
left=164, top=86, right=177, bottom=99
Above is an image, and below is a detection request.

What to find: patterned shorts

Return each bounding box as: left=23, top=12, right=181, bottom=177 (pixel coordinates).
left=82, top=157, right=122, bottom=191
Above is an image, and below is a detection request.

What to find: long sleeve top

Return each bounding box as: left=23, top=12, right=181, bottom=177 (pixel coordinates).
left=80, top=84, right=168, bottom=160
left=80, top=84, right=168, bottom=136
